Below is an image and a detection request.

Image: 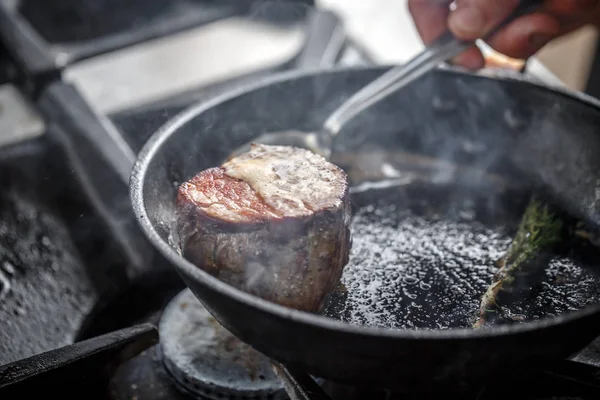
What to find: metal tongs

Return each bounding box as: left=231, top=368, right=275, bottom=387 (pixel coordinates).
left=319, top=0, right=543, bottom=149
left=230, top=0, right=543, bottom=160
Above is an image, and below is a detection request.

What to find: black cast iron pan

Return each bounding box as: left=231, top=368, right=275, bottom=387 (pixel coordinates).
left=130, top=61, right=600, bottom=392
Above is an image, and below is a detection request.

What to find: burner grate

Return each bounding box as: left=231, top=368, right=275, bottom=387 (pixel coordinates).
left=0, top=0, right=258, bottom=78
left=160, top=289, right=286, bottom=400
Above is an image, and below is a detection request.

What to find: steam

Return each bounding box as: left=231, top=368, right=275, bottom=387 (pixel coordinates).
left=327, top=67, right=526, bottom=198
left=0, top=267, right=10, bottom=302
left=245, top=261, right=268, bottom=293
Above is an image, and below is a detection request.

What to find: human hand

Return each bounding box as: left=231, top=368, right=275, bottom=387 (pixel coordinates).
left=408, top=0, right=600, bottom=69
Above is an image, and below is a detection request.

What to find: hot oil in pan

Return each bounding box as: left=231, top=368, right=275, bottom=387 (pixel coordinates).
left=322, top=181, right=600, bottom=330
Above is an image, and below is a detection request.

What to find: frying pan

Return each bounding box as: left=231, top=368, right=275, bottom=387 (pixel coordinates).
left=130, top=57, right=600, bottom=391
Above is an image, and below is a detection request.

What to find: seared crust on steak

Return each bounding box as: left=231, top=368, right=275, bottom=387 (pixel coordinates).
left=176, top=144, right=351, bottom=312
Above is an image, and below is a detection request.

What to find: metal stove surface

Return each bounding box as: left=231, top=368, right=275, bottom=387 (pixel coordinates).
left=0, top=0, right=322, bottom=368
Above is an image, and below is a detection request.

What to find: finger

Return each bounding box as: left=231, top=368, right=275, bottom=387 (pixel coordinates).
left=408, top=0, right=452, bottom=44
left=449, top=0, right=519, bottom=40
left=545, top=0, right=600, bottom=21
left=546, top=0, right=600, bottom=34
left=486, top=12, right=561, bottom=60
left=451, top=46, right=485, bottom=70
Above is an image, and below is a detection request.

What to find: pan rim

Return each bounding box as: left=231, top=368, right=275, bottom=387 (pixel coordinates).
left=131, top=64, right=600, bottom=340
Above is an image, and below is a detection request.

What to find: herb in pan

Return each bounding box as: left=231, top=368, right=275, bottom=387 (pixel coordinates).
left=473, top=197, right=563, bottom=328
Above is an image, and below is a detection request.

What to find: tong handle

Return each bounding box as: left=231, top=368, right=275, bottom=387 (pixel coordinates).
left=0, top=324, right=158, bottom=393
left=322, top=0, right=544, bottom=137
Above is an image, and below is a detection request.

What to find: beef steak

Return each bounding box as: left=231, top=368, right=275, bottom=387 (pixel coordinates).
left=176, top=144, right=351, bottom=312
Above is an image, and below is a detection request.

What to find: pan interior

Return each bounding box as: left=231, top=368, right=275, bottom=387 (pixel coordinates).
left=137, top=67, right=600, bottom=335
left=320, top=160, right=600, bottom=330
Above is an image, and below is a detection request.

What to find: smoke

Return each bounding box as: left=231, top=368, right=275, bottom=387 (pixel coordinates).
left=245, top=261, right=268, bottom=290
left=329, top=68, right=528, bottom=204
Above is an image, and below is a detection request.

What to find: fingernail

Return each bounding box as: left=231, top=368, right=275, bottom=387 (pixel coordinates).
left=529, top=33, right=554, bottom=49
left=449, top=7, right=486, bottom=36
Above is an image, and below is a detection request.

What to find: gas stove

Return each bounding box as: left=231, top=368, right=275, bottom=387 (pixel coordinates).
left=1, top=1, right=600, bottom=399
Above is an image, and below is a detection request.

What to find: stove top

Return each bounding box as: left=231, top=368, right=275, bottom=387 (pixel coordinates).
left=1, top=1, right=600, bottom=399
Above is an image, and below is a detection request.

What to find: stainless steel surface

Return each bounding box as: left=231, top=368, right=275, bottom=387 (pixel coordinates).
left=294, top=10, right=346, bottom=70
left=0, top=86, right=45, bottom=148
left=65, top=17, right=306, bottom=114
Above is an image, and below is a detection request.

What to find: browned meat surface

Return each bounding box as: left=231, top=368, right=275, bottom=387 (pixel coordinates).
left=176, top=144, right=351, bottom=312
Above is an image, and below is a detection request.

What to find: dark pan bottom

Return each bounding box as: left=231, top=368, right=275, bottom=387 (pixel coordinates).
left=323, top=179, right=600, bottom=330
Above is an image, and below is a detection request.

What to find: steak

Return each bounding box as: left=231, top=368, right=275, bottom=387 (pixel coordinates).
left=176, top=144, right=351, bottom=312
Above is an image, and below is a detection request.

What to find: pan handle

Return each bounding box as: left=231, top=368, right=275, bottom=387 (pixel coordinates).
left=0, top=323, right=158, bottom=394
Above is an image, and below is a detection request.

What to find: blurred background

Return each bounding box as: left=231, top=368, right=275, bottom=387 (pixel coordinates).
left=62, top=0, right=599, bottom=113
left=0, top=0, right=598, bottom=148
left=66, top=0, right=600, bottom=110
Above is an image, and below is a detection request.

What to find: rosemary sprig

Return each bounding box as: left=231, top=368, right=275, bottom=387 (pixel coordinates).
left=473, top=197, right=563, bottom=328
